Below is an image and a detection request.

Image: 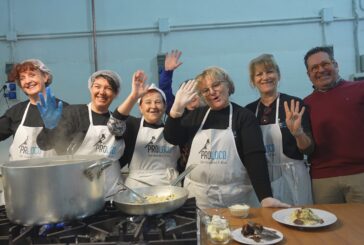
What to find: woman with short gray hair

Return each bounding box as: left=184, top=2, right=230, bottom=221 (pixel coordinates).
left=36, top=69, right=126, bottom=198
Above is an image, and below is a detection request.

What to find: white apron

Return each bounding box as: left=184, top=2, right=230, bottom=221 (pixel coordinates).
left=184, top=104, right=260, bottom=209
left=75, top=104, right=125, bottom=198
left=9, top=102, right=56, bottom=161
left=124, top=117, right=180, bottom=188
left=257, top=96, right=313, bottom=205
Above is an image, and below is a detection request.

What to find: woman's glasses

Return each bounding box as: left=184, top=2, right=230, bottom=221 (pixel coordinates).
left=200, top=80, right=223, bottom=96
left=261, top=106, right=273, bottom=125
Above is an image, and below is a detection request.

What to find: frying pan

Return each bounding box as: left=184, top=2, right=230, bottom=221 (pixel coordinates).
left=112, top=164, right=196, bottom=215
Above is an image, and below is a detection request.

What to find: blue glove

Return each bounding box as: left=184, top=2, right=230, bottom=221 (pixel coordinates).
left=36, top=87, right=63, bottom=129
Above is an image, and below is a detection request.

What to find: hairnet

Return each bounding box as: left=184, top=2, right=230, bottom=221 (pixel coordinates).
left=21, top=59, right=53, bottom=85
left=88, top=70, right=121, bottom=95
left=138, top=83, right=167, bottom=104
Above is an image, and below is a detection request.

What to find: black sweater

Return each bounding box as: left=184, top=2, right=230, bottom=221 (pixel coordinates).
left=37, top=104, right=123, bottom=154
left=0, top=99, right=68, bottom=141
left=163, top=102, right=272, bottom=202
left=245, top=93, right=314, bottom=159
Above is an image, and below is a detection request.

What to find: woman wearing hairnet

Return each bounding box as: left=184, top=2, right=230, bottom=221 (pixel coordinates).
left=109, top=71, right=181, bottom=188
left=36, top=70, right=128, bottom=198
left=0, top=59, right=68, bottom=161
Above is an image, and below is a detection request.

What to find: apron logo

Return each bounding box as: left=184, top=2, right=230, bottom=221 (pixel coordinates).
left=265, top=143, right=275, bottom=158
left=94, top=132, right=113, bottom=154
left=18, top=136, right=41, bottom=155
left=198, top=139, right=227, bottom=163
left=279, top=121, right=287, bottom=128
left=144, top=136, right=173, bottom=155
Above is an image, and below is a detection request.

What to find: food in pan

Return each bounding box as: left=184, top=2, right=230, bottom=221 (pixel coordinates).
left=143, top=193, right=177, bottom=204
left=289, top=208, right=324, bottom=225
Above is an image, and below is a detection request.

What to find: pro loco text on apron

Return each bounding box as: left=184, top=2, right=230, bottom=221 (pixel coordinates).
left=124, top=117, right=180, bottom=188
left=75, top=104, right=125, bottom=198
left=256, top=96, right=312, bottom=205
left=9, top=102, right=56, bottom=161
left=184, top=103, right=260, bottom=209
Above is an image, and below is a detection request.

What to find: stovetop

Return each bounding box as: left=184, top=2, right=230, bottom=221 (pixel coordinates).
left=0, top=198, right=198, bottom=245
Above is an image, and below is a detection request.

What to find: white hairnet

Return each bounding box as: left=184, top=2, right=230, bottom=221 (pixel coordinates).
left=138, top=83, right=167, bottom=104
left=88, top=70, right=122, bottom=95
left=21, top=59, right=53, bottom=85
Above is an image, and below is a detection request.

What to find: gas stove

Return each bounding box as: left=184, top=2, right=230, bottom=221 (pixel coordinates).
left=0, top=198, right=198, bottom=245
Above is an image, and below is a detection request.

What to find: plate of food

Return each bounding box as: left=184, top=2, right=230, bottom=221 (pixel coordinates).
left=272, top=207, right=337, bottom=228
left=231, top=221, right=283, bottom=245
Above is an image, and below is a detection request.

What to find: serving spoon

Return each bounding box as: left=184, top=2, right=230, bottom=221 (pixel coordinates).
left=119, top=183, right=147, bottom=203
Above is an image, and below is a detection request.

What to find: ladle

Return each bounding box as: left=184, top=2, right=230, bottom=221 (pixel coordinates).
left=170, top=164, right=197, bottom=186
left=119, top=183, right=147, bottom=203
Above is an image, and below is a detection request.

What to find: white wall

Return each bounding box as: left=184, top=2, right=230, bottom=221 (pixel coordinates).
left=1, top=0, right=364, bottom=163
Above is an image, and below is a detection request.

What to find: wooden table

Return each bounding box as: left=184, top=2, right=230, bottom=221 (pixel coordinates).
left=200, top=203, right=364, bottom=245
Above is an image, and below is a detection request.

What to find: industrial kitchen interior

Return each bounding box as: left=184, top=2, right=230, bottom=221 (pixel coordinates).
left=1, top=0, right=364, bottom=244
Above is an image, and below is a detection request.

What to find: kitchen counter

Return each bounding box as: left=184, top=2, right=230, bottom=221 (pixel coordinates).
left=201, top=203, right=364, bottom=245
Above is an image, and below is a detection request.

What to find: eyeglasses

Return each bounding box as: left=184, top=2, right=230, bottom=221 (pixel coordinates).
left=308, top=60, right=334, bottom=73
left=260, top=106, right=273, bottom=125
left=200, top=80, right=223, bottom=96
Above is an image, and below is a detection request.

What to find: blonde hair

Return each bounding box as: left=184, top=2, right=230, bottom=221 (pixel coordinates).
left=248, top=54, right=280, bottom=87
left=195, top=66, right=235, bottom=95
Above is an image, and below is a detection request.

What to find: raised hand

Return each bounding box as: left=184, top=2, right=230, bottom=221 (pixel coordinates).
left=131, top=70, right=149, bottom=99
left=170, top=79, right=197, bottom=117
left=165, top=50, right=183, bottom=71
left=36, top=87, right=63, bottom=129
left=284, top=99, right=305, bottom=137
left=115, top=70, right=149, bottom=116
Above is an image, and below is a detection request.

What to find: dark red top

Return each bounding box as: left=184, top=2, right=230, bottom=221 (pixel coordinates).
left=304, top=80, right=364, bottom=178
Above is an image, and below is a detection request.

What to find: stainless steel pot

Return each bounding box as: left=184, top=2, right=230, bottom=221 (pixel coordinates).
left=112, top=185, right=189, bottom=215
left=1, top=155, right=111, bottom=225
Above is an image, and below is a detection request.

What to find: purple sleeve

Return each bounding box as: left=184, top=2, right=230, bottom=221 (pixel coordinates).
left=159, top=68, right=175, bottom=114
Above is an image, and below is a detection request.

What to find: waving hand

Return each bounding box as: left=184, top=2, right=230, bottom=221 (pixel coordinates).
left=36, top=87, right=63, bottom=129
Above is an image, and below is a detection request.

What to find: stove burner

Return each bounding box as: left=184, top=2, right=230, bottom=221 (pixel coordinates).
left=0, top=198, right=198, bottom=245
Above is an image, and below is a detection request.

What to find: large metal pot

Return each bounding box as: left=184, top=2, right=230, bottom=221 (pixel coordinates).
left=1, top=155, right=111, bottom=225
left=113, top=185, right=189, bottom=215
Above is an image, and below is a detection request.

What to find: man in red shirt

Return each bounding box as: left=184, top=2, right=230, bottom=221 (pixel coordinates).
left=303, top=46, right=364, bottom=204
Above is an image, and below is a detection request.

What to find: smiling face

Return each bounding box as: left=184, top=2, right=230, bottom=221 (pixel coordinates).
left=19, top=69, right=48, bottom=103
left=90, top=77, right=117, bottom=113
left=252, top=64, right=279, bottom=96
left=306, top=51, right=339, bottom=91
left=197, top=76, right=230, bottom=110
left=139, top=90, right=166, bottom=124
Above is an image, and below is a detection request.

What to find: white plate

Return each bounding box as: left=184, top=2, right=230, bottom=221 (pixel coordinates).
left=272, top=208, right=337, bottom=228
left=231, top=227, right=283, bottom=245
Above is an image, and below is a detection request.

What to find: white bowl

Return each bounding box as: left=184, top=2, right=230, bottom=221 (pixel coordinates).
left=228, top=204, right=250, bottom=218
